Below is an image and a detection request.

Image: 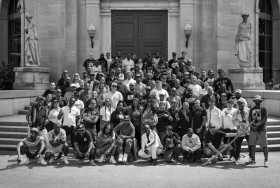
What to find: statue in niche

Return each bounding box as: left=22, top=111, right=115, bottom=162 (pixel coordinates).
left=25, top=13, right=40, bottom=66
left=234, top=12, right=252, bottom=67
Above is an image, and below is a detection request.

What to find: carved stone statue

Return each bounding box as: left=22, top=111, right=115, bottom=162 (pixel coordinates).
left=25, top=13, right=40, bottom=66
left=234, top=13, right=252, bottom=67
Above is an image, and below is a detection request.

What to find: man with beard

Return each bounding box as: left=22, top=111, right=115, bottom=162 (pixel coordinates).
left=114, top=115, right=135, bottom=163
left=74, top=124, right=96, bottom=166
left=116, top=74, right=128, bottom=97
left=201, top=86, right=219, bottom=110
left=192, top=100, right=207, bottom=145
left=83, top=53, right=95, bottom=70
left=181, top=86, right=199, bottom=111
left=213, top=69, right=234, bottom=94
left=124, top=82, right=137, bottom=107
left=17, top=127, right=47, bottom=165
left=168, top=52, right=177, bottom=69
left=45, top=123, right=69, bottom=164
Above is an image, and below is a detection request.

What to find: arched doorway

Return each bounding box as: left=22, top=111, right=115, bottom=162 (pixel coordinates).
left=259, top=0, right=272, bottom=84
left=0, top=0, right=21, bottom=89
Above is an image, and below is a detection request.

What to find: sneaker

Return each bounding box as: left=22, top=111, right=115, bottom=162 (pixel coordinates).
left=246, top=158, right=256, bottom=165
left=229, top=157, right=236, bottom=162
left=63, top=156, right=69, bottom=165
left=18, top=155, right=29, bottom=165
left=109, top=156, right=117, bottom=164
left=78, top=158, right=84, bottom=163
left=118, top=154, right=123, bottom=163
left=175, top=159, right=182, bottom=165
left=96, top=155, right=105, bottom=163
left=152, top=159, right=158, bottom=166
left=264, top=161, right=269, bottom=168
left=235, top=159, right=246, bottom=165
left=38, top=155, right=47, bottom=165
left=123, top=154, right=128, bottom=163
left=48, top=156, right=54, bottom=164
left=90, top=160, right=96, bottom=166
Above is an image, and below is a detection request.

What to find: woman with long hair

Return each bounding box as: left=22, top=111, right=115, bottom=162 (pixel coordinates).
left=94, top=75, right=110, bottom=93
left=110, top=101, right=125, bottom=127
left=142, top=98, right=158, bottom=129
left=72, top=73, right=81, bottom=88
left=45, top=99, right=61, bottom=132
left=95, top=123, right=117, bottom=164
left=83, top=99, right=99, bottom=139
left=129, top=98, right=143, bottom=147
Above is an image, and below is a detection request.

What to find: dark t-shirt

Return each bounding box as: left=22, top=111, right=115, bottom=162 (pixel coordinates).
left=162, top=132, right=180, bottom=148
left=192, top=108, right=206, bottom=132
left=156, top=110, right=171, bottom=132
left=213, top=77, right=234, bottom=93
left=181, top=94, right=199, bottom=111
left=249, top=105, right=268, bottom=132
left=205, top=131, right=226, bottom=148
left=74, top=130, right=93, bottom=147
left=201, top=94, right=219, bottom=109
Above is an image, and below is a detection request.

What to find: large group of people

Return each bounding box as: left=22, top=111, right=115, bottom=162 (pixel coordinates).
left=17, top=51, right=269, bottom=167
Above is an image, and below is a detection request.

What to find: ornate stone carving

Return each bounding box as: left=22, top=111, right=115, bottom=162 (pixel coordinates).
left=234, top=13, right=252, bottom=67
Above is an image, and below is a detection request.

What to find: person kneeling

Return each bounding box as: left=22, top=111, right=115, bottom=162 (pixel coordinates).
left=74, top=124, right=96, bottom=166
left=95, top=123, right=117, bottom=164
left=114, top=115, right=135, bottom=163
left=204, top=123, right=237, bottom=161
left=45, top=123, right=69, bottom=164
left=181, top=128, right=202, bottom=163
left=162, top=126, right=181, bottom=164
left=17, top=127, right=47, bottom=165
left=138, top=124, right=163, bottom=165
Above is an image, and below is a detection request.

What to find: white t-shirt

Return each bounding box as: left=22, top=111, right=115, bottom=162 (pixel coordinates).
left=122, top=58, right=134, bottom=73
left=48, top=108, right=62, bottom=124
left=62, top=106, right=80, bottom=127
left=189, top=84, right=202, bottom=98
left=91, top=65, right=102, bottom=77
left=221, top=108, right=238, bottom=130
left=151, top=88, right=169, bottom=101
left=74, top=100, right=84, bottom=112
left=122, top=79, right=136, bottom=90
left=103, top=91, right=123, bottom=110
left=100, top=106, right=114, bottom=122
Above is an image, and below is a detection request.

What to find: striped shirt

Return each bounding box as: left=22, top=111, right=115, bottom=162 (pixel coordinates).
left=23, top=136, right=44, bottom=154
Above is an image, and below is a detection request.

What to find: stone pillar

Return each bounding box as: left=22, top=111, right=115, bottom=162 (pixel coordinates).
left=85, top=0, right=100, bottom=60
left=13, top=67, right=50, bottom=90
left=179, top=0, right=194, bottom=60
left=100, top=9, right=111, bottom=55
left=228, top=68, right=265, bottom=90
left=168, top=8, right=179, bottom=60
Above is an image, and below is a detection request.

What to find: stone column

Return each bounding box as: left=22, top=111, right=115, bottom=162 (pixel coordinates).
left=179, top=0, right=194, bottom=60
left=100, top=9, right=111, bottom=55
left=168, top=8, right=179, bottom=60
left=85, top=0, right=100, bottom=59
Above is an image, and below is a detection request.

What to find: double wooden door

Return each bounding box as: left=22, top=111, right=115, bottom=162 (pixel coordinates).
left=111, top=10, right=168, bottom=60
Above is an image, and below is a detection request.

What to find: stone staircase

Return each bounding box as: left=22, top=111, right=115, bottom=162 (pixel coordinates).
left=0, top=103, right=280, bottom=152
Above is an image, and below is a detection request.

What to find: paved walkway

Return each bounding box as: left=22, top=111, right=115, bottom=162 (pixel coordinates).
left=0, top=152, right=279, bottom=188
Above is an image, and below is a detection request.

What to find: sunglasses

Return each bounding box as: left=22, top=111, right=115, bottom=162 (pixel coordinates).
left=78, top=129, right=85, bottom=132
left=209, top=127, right=215, bottom=129
left=112, top=85, right=117, bottom=87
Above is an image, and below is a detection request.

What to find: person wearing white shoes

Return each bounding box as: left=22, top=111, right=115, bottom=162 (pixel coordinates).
left=17, top=127, right=47, bottom=165
left=114, top=115, right=135, bottom=163
left=96, top=123, right=117, bottom=164
left=247, top=95, right=269, bottom=168
left=73, top=124, right=96, bottom=166
left=138, top=124, right=163, bottom=165
left=44, top=123, right=69, bottom=164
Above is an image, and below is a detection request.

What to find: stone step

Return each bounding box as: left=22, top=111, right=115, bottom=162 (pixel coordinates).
left=30, top=102, right=37, bottom=106
left=24, top=106, right=31, bottom=110
left=0, top=131, right=28, bottom=139
left=242, top=137, right=280, bottom=145
left=0, top=122, right=28, bottom=126
left=241, top=144, right=280, bottom=152
left=266, top=131, right=280, bottom=138
left=0, top=138, right=22, bottom=145
left=267, top=125, right=280, bottom=131
left=0, top=144, right=16, bottom=151
left=18, top=110, right=29, bottom=115
left=0, top=125, right=28, bottom=132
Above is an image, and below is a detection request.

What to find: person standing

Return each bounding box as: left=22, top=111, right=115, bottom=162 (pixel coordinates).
left=247, top=95, right=269, bottom=167
left=103, top=82, right=123, bottom=110
left=206, top=96, right=222, bottom=130
left=178, top=102, right=192, bottom=137
left=83, top=54, right=95, bottom=70
left=122, top=53, right=134, bottom=73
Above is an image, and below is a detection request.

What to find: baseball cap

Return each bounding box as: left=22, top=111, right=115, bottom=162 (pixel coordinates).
left=135, top=74, right=141, bottom=77
left=118, top=74, right=124, bottom=81
left=77, top=124, right=85, bottom=130
left=30, top=127, right=38, bottom=133
left=237, top=99, right=245, bottom=104
left=235, top=89, right=242, bottom=94
left=70, top=84, right=77, bottom=88
left=166, top=125, right=173, bottom=130
left=217, top=69, right=224, bottom=73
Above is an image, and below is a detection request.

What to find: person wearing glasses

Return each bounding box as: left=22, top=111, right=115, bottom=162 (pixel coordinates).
left=73, top=124, right=96, bottom=166
left=58, top=96, right=81, bottom=148
left=204, top=123, right=237, bottom=161
left=103, top=82, right=123, bottom=110
left=114, top=115, right=135, bottom=163
left=56, top=89, right=67, bottom=108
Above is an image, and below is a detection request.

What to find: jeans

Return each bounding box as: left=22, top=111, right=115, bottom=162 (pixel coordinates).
left=74, top=145, right=95, bottom=160
left=62, top=125, right=75, bottom=148
left=116, top=138, right=133, bottom=154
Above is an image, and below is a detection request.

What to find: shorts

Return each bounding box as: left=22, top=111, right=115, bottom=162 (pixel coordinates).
left=249, top=131, right=268, bottom=147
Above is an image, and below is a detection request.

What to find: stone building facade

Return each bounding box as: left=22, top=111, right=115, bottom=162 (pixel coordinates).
left=0, top=0, right=280, bottom=85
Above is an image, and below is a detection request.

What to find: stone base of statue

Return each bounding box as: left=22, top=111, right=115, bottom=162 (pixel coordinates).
left=13, top=67, right=50, bottom=90
left=228, top=67, right=265, bottom=90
